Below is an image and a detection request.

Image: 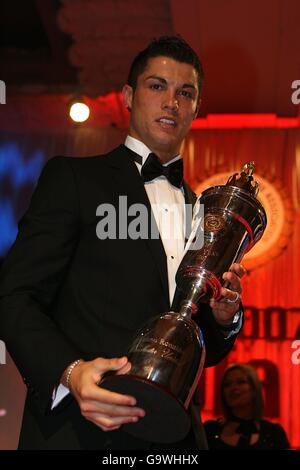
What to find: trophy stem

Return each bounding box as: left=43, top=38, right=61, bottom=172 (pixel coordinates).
left=176, top=270, right=215, bottom=319
left=178, top=300, right=198, bottom=318
left=178, top=286, right=207, bottom=319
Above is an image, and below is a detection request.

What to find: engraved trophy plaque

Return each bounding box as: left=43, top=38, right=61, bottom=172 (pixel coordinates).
left=101, top=162, right=267, bottom=443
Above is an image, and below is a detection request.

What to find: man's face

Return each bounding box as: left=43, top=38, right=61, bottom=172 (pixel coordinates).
left=123, top=56, right=200, bottom=161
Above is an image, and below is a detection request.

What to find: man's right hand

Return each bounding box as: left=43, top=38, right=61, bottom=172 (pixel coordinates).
left=66, top=357, right=145, bottom=432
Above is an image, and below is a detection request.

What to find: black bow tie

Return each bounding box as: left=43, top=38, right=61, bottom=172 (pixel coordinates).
left=134, top=152, right=183, bottom=188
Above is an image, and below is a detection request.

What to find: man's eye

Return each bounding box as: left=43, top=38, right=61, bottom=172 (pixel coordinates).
left=179, top=90, right=192, bottom=98
left=150, top=83, right=163, bottom=90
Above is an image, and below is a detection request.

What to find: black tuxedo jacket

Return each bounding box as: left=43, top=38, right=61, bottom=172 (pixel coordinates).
left=0, top=145, right=239, bottom=449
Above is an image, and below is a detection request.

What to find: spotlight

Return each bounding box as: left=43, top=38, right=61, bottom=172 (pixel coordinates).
left=69, top=100, right=90, bottom=123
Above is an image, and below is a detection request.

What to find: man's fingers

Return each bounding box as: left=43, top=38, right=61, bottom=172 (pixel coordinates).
left=230, top=263, right=247, bottom=278
left=70, top=356, right=146, bottom=433
left=219, top=287, right=241, bottom=303
left=211, top=265, right=244, bottom=322
left=80, top=400, right=145, bottom=418
left=115, top=361, right=132, bottom=376
left=222, top=272, right=242, bottom=293
left=91, top=356, right=130, bottom=386
left=93, top=356, right=129, bottom=375
left=79, top=384, right=137, bottom=406
left=83, top=411, right=140, bottom=430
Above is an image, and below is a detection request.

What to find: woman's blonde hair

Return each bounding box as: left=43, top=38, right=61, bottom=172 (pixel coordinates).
left=220, top=363, right=264, bottom=420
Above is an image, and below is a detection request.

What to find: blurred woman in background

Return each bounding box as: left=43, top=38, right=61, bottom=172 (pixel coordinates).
left=204, top=363, right=290, bottom=450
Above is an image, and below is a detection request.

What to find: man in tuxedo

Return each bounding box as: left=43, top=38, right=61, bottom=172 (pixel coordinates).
left=0, top=36, right=245, bottom=449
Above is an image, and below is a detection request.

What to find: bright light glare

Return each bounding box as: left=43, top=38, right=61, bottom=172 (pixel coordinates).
left=69, top=102, right=90, bottom=122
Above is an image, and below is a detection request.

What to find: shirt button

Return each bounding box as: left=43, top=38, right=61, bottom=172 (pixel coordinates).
left=171, top=256, right=174, bottom=259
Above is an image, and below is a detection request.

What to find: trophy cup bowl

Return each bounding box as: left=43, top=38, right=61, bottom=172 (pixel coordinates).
left=101, top=162, right=267, bottom=443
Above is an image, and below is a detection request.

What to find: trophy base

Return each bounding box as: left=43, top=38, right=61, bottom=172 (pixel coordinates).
left=101, top=374, right=191, bottom=443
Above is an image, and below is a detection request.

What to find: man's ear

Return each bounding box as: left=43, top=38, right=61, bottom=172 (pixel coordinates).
left=194, top=98, right=201, bottom=119
left=122, top=84, right=133, bottom=111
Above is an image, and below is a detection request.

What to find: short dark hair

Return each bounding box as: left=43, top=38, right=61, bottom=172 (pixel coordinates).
left=220, top=363, right=264, bottom=421
left=127, top=35, right=204, bottom=96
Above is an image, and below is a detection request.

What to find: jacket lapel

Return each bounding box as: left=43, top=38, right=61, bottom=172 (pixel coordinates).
left=107, top=145, right=169, bottom=304
left=182, top=181, right=197, bottom=245
left=183, top=181, right=197, bottom=207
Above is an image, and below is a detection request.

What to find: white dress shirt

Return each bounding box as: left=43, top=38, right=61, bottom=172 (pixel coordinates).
left=125, top=135, right=187, bottom=305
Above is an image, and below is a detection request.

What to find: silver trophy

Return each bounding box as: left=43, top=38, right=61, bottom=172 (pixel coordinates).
left=101, top=162, right=267, bottom=443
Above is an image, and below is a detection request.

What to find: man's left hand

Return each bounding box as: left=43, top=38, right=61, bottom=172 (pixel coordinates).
left=209, top=263, right=246, bottom=327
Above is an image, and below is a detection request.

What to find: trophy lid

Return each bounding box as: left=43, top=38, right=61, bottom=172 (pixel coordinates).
left=226, top=161, right=259, bottom=196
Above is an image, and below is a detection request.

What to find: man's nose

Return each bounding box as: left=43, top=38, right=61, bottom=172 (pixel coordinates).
left=162, top=92, right=179, bottom=112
